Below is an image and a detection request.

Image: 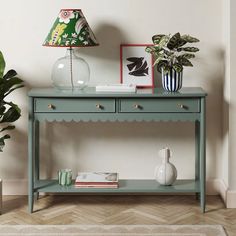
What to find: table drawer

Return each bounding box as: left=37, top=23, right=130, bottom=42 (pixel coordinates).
left=119, top=98, right=200, bottom=113
left=34, top=98, right=116, bottom=113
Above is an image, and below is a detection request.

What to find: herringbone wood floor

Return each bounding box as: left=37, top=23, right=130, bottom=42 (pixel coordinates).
left=0, top=195, right=235, bottom=235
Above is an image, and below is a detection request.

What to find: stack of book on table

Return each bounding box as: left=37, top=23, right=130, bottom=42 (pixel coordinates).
left=75, top=172, right=119, bottom=188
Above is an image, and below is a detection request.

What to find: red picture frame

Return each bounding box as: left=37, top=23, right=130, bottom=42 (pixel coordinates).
left=120, top=44, right=154, bottom=88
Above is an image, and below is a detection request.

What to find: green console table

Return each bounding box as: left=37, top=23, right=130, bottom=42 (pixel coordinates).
left=28, top=87, right=207, bottom=213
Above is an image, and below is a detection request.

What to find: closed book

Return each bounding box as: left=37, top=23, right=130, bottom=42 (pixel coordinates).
left=96, top=84, right=136, bottom=93
left=75, top=182, right=117, bottom=185
left=75, top=172, right=118, bottom=184
left=75, top=184, right=118, bottom=189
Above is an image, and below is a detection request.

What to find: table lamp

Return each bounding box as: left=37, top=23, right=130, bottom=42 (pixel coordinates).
left=43, top=9, right=99, bottom=90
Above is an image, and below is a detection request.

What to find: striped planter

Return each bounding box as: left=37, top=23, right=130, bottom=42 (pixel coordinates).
left=162, top=68, right=183, bottom=92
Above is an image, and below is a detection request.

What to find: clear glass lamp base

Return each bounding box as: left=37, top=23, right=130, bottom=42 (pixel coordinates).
left=52, top=48, right=90, bottom=90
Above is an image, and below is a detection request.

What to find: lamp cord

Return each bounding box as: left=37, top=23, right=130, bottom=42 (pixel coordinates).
left=69, top=48, right=74, bottom=90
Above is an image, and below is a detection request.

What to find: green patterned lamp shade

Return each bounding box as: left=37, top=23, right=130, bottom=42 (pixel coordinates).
left=43, top=9, right=99, bottom=47
left=43, top=9, right=98, bottom=90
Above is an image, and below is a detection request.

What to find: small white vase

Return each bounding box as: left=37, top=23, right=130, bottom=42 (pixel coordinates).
left=154, top=148, right=177, bottom=185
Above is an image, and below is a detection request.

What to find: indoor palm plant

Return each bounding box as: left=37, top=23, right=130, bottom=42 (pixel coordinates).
left=145, top=32, right=199, bottom=92
left=0, top=51, right=24, bottom=152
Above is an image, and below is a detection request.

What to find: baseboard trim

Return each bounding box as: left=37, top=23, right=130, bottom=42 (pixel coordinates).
left=206, top=178, right=228, bottom=204
left=226, top=190, right=236, bottom=208
left=2, top=179, right=28, bottom=195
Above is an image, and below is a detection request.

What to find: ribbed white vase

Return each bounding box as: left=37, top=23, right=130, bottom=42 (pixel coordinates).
left=154, top=148, right=177, bottom=185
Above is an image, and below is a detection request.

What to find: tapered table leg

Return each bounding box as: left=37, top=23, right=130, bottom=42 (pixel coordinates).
left=195, top=120, right=200, bottom=201
left=28, top=97, right=34, bottom=213
left=200, top=98, right=206, bottom=213
left=35, top=120, right=40, bottom=200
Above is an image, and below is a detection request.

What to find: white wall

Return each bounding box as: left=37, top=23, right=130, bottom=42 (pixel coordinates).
left=0, top=0, right=225, bottom=192
left=229, top=0, right=236, bottom=190
left=221, top=0, right=230, bottom=189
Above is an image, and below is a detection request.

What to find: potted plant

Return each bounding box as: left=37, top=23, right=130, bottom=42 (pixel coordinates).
left=0, top=51, right=24, bottom=152
left=145, top=32, right=199, bottom=92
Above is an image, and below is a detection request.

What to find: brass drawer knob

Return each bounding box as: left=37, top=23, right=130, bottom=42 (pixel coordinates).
left=177, top=104, right=188, bottom=109
left=48, top=104, right=55, bottom=109
left=133, top=104, right=141, bottom=109
left=96, top=104, right=102, bottom=109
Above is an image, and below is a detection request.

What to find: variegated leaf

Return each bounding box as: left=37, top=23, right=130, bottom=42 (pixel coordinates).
left=177, top=56, right=193, bottom=67
left=156, top=60, right=169, bottom=73
left=167, top=32, right=181, bottom=49
left=181, top=53, right=195, bottom=59
left=153, top=56, right=166, bottom=66
left=159, top=35, right=170, bottom=48
left=152, top=34, right=166, bottom=44
left=178, top=47, right=199, bottom=52
left=181, top=35, right=200, bottom=43
left=173, top=63, right=183, bottom=72
left=145, top=46, right=162, bottom=54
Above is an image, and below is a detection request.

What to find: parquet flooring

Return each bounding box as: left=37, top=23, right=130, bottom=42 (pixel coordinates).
left=0, top=195, right=235, bottom=235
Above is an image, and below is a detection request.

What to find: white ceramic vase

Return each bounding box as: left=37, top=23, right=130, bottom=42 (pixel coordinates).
left=154, top=147, right=177, bottom=185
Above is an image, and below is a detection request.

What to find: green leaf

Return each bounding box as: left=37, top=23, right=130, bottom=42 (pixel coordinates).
left=3, top=69, right=17, bottom=79
left=153, top=56, right=166, bottom=66
left=156, top=60, right=169, bottom=73
left=178, top=47, right=199, bottom=52
left=162, top=65, right=172, bottom=75
left=2, top=134, right=10, bottom=139
left=177, top=56, right=193, bottom=67
left=180, top=53, right=196, bottom=59
left=173, top=63, right=183, bottom=72
left=145, top=46, right=162, bottom=54
left=0, top=51, right=24, bottom=152
left=167, top=32, right=187, bottom=49
left=152, top=34, right=166, bottom=44
left=0, top=125, right=15, bottom=132
left=158, top=35, right=170, bottom=48
left=6, top=102, right=21, bottom=113
left=0, top=51, right=6, bottom=78
left=0, top=106, right=21, bottom=123
left=0, top=106, right=6, bottom=114
left=4, top=84, right=24, bottom=98
left=0, top=134, right=10, bottom=152
left=0, top=76, right=24, bottom=96
left=181, top=35, right=200, bottom=43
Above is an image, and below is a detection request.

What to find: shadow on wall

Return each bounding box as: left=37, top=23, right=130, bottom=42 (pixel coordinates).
left=198, top=47, right=225, bottom=178
left=75, top=22, right=127, bottom=61
left=76, top=22, right=163, bottom=86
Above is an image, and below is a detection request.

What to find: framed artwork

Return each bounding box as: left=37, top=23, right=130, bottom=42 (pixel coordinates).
left=120, top=44, right=154, bottom=88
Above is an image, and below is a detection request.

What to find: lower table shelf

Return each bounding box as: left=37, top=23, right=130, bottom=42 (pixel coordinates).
left=34, top=179, right=200, bottom=193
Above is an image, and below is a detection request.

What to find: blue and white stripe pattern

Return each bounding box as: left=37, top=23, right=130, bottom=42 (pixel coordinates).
left=162, top=68, right=183, bottom=92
